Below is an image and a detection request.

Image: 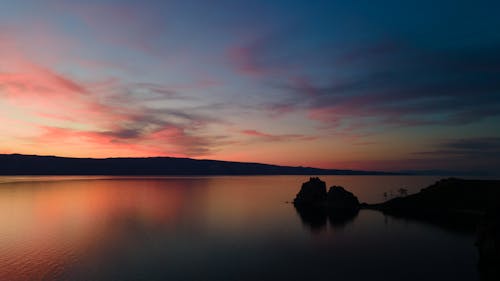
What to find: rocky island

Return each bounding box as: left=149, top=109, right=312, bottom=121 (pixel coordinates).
left=293, top=177, right=360, bottom=230
left=293, top=177, right=359, bottom=209
left=293, top=177, right=500, bottom=280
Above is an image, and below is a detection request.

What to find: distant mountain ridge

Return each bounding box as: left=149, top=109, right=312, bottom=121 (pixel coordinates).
left=0, top=154, right=397, bottom=176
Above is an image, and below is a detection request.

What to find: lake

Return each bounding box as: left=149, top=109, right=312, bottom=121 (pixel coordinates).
left=0, top=175, right=479, bottom=281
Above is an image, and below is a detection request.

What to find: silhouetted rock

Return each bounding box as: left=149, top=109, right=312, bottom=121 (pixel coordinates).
left=359, top=177, right=500, bottom=276
left=327, top=186, right=360, bottom=209
left=367, top=178, right=500, bottom=215
left=293, top=177, right=327, bottom=206
left=363, top=178, right=500, bottom=233
left=293, top=178, right=360, bottom=232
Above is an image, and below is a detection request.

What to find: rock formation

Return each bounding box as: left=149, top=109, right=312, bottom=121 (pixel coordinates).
left=293, top=178, right=360, bottom=231
left=327, top=186, right=360, bottom=209
left=293, top=177, right=500, bottom=277
left=293, top=177, right=327, bottom=206
left=293, top=177, right=360, bottom=209
left=370, top=178, right=500, bottom=212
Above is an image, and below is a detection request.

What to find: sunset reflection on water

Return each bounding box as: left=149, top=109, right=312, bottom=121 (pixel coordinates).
left=0, top=176, right=477, bottom=281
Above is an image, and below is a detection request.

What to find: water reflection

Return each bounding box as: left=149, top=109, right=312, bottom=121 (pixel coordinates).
left=0, top=176, right=480, bottom=281
left=294, top=205, right=359, bottom=232
left=0, top=178, right=207, bottom=281
left=328, top=208, right=359, bottom=228
left=378, top=209, right=479, bottom=235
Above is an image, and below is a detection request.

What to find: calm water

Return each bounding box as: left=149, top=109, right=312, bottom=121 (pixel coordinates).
left=0, top=176, right=479, bottom=281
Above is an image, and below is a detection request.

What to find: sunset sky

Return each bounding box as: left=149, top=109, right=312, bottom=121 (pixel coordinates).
left=1, top=0, right=499, bottom=173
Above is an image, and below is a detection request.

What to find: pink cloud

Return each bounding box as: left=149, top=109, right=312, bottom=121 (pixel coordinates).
left=33, top=126, right=168, bottom=157
left=241, top=129, right=272, bottom=137
left=0, top=30, right=223, bottom=158
left=0, top=32, right=141, bottom=127
left=148, top=126, right=212, bottom=157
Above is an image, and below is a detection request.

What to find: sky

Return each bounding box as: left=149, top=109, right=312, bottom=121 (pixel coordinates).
left=0, top=0, right=499, bottom=173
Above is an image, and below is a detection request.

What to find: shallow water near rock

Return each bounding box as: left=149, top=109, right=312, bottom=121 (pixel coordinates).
left=0, top=175, right=481, bottom=280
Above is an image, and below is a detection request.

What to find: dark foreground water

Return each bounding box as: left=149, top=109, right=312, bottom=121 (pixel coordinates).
left=0, top=176, right=479, bottom=281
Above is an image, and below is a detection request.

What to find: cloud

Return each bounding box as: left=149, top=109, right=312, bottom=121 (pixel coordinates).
left=226, top=26, right=302, bottom=77
left=407, top=137, right=500, bottom=173
left=228, top=46, right=266, bottom=76
left=74, top=104, right=229, bottom=157
left=148, top=126, right=215, bottom=157
left=2, top=1, right=499, bottom=173
left=241, top=129, right=316, bottom=142
left=265, top=103, right=297, bottom=118
left=0, top=52, right=113, bottom=127
left=0, top=30, right=228, bottom=158
left=34, top=117, right=226, bottom=158
left=34, top=126, right=166, bottom=157
left=269, top=41, right=500, bottom=131
left=416, top=137, right=500, bottom=157
left=227, top=27, right=500, bottom=131
left=121, top=80, right=221, bottom=102
left=55, top=1, right=166, bottom=55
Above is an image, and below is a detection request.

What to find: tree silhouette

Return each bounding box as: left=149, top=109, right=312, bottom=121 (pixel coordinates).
left=398, top=188, right=408, bottom=197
